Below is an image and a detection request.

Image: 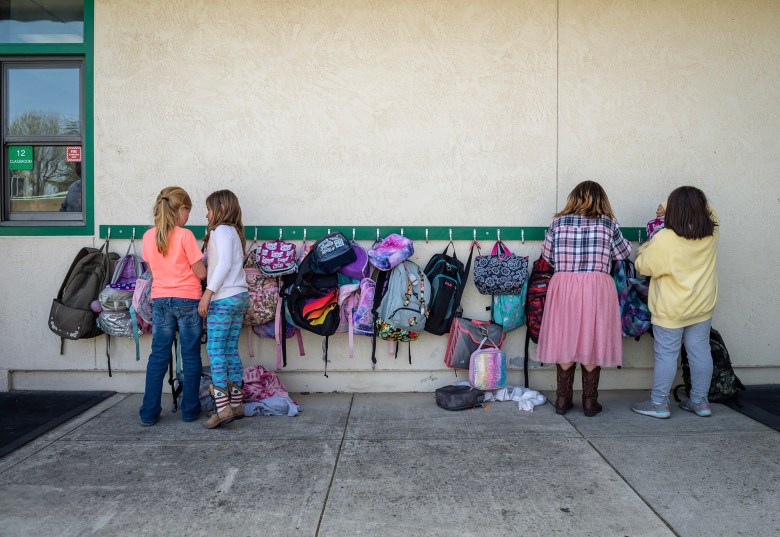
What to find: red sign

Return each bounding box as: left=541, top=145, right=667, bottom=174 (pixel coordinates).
left=66, top=146, right=82, bottom=162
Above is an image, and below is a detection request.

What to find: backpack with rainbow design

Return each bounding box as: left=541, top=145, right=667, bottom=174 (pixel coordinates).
left=280, top=249, right=340, bottom=374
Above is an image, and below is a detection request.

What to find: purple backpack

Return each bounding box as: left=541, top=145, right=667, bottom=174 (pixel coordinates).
left=338, top=242, right=371, bottom=280
left=368, top=234, right=414, bottom=271
left=337, top=278, right=375, bottom=359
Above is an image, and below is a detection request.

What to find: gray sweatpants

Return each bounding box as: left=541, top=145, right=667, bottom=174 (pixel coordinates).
left=651, top=319, right=713, bottom=404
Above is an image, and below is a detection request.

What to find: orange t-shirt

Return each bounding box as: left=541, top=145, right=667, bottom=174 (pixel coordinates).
left=142, top=226, right=203, bottom=300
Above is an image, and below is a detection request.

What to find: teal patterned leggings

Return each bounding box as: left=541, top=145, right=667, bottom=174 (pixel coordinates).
left=206, top=293, right=249, bottom=390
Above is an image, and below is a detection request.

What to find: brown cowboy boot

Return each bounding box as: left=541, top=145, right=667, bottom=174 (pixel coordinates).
left=554, top=364, right=576, bottom=415
left=581, top=366, right=603, bottom=417
left=228, top=382, right=245, bottom=420
left=203, top=385, right=234, bottom=429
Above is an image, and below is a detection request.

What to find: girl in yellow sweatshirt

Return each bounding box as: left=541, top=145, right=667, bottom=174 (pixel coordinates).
left=631, top=186, right=719, bottom=418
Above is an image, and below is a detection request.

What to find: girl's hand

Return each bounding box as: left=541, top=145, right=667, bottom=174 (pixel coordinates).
left=198, top=290, right=213, bottom=317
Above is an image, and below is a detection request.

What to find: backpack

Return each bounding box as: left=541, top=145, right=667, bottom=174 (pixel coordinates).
left=252, top=318, right=305, bottom=370
left=243, top=267, right=279, bottom=326
left=370, top=260, right=430, bottom=366
left=96, top=238, right=146, bottom=375
left=368, top=233, right=414, bottom=271
left=280, top=250, right=341, bottom=374
left=98, top=238, right=145, bottom=312
left=374, top=261, right=430, bottom=340
left=337, top=242, right=371, bottom=280
left=130, top=268, right=153, bottom=372
left=131, top=268, right=153, bottom=332
left=612, top=258, right=651, bottom=340
left=673, top=328, right=746, bottom=404
left=435, top=384, right=485, bottom=411
left=49, top=239, right=119, bottom=348
left=256, top=239, right=297, bottom=277
left=423, top=242, right=474, bottom=336
left=522, top=255, right=554, bottom=387
left=337, top=276, right=375, bottom=359
left=310, top=232, right=356, bottom=274
left=491, top=275, right=528, bottom=332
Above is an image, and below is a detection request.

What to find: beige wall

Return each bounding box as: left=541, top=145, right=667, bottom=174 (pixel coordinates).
left=2, top=0, right=778, bottom=392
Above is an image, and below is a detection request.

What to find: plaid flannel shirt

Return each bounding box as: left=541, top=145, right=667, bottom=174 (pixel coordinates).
left=541, top=214, right=632, bottom=273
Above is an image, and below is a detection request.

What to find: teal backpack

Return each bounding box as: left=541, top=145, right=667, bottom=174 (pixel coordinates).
left=491, top=275, right=529, bottom=332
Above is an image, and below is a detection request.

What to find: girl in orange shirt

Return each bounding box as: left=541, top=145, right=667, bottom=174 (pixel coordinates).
left=139, top=186, right=206, bottom=426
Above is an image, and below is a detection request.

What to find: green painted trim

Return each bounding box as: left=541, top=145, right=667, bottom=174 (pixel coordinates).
left=0, top=0, right=93, bottom=237
left=0, top=44, right=86, bottom=55
left=99, top=225, right=648, bottom=243
left=0, top=224, right=92, bottom=236
left=83, top=0, right=94, bottom=236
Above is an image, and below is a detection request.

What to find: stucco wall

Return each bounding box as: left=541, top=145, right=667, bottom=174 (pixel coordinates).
left=2, top=0, right=778, bottom=392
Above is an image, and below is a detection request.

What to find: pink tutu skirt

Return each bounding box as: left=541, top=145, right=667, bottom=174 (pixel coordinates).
left=537, top=271, right=623, bottom=367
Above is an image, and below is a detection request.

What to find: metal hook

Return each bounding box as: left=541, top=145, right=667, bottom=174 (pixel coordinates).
left=352, top=228, right=356, bottom=241
left=376, top=228, right=380, bottom=242
left=254, top=227, right=258, bottom=241
left=497, top=228, right=501, bottom=242
left=327, top=228, right=331, bottom=235
left=473, top=229, right=477, bottom=241
left=131, top=227, right=136, bottom=241
left=400, top=227, right=404, bottom=237
left=303, top=228, right=307, bottom=243
left=279, top=228, right=283, bottom=240
left=107, top=227, right=111, bottom=240
left=425, top=228, right=429, bottom=243
left=521, top=229, right=525, bottom=244
left=449, top=228, right=453, bottom=242
left=638, top=230, right=642, bottom=245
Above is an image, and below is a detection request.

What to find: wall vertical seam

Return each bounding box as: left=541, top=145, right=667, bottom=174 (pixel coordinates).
left=555, top=0, right=560, bottom=210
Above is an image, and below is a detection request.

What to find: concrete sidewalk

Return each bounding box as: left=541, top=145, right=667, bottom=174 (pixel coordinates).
left=0, top=391, right=778, bottom=537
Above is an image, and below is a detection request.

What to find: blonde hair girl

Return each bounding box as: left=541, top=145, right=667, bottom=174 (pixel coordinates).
left=198, top=189, right=250, bottom=429
left=139, top=186, right=206, bottom=426
left=153, top=186, right=193, bottom=255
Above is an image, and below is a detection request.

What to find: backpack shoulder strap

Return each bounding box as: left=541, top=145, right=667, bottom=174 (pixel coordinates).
left=370, top=270, right=389, bottom=368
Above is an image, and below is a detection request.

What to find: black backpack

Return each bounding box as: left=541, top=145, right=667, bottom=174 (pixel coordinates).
left=309, top=231, right=356, bottom=274
left=423, top=242, right=473, bottom=336
left=49, top=239, right=119, bottom=352
left=673, top=327, right=746, bottom=404
left=280, top=250, right=340, bottom=374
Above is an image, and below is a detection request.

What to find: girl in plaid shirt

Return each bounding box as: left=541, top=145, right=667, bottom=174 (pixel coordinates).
left=539, top=181, right=632, bottom=416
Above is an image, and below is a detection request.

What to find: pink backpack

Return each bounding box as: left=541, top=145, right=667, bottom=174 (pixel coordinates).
left=131, top=269, right=153, bottom=334
left=257, top=240, right=297, bottom=277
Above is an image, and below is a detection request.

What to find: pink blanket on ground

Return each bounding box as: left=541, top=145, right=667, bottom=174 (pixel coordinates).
left=243, top=364, right=291, bottom=402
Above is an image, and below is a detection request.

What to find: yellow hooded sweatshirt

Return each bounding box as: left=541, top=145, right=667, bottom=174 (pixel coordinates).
left=634, top=213, right=718, bottom=329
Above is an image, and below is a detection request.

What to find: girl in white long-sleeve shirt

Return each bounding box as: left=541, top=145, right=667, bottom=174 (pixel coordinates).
left=198, top=190, right=249, bottom=429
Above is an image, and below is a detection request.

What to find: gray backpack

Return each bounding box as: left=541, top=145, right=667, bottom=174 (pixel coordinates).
left=374, top=261, right=431, bottom=341
left=49, top=239, right=119, bottom=348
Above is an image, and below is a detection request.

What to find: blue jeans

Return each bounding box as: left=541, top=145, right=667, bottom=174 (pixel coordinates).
left=650, top=319, right=713, bottom=404
left=139, top=298, right=203, bottom=424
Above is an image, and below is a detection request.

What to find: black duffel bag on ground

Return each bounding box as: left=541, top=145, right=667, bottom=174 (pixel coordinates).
left=435, top=385, right=485, bottom=411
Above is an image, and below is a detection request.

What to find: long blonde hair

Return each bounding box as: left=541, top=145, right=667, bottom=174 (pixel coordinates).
left=555, top=180, right=616, bottom=219
left=203, top=189, right=246, bottom=251
left=153, top=186, right=192, bottom=255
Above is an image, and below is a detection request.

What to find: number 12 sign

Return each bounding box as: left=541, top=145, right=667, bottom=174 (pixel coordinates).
left=9, top=146, right=33, bottom=171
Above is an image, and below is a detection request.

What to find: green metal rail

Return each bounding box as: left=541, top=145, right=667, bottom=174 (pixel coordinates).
left=99, top=225, right=647, bottom=243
